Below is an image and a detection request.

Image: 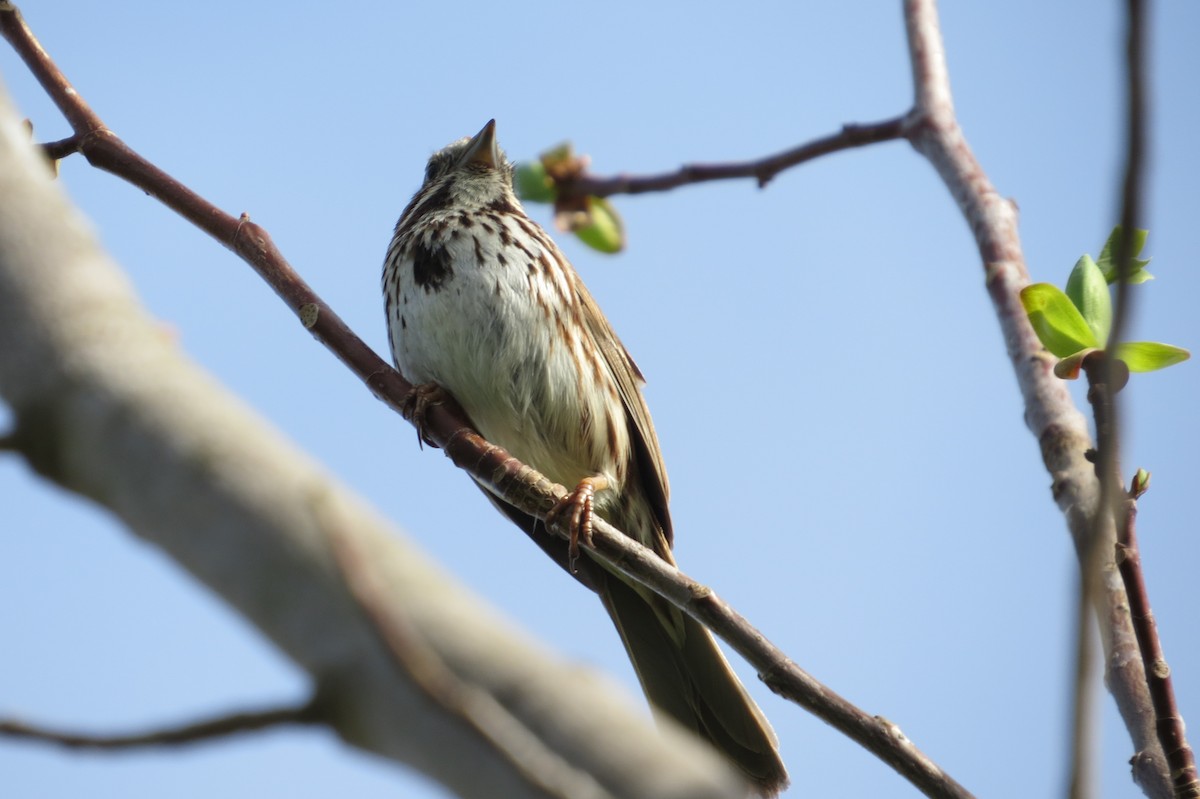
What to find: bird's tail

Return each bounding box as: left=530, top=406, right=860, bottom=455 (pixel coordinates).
left=598, top=573, right=789, bottom=797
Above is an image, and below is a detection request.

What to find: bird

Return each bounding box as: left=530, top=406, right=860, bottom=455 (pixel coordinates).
left=382, top=119, right=788, bottom=796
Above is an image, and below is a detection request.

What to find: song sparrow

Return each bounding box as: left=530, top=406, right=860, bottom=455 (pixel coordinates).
left=382, top=120, right=788, bottom=796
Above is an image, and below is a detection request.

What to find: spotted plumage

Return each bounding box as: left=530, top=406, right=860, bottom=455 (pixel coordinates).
left=382, top=120, right=788, bottom=795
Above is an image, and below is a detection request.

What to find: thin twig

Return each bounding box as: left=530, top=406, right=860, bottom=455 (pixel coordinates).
left=40, top=134, right=78, bottom=161
left=1115, top=484, right=1200, bottom=798
left=0, top=5, right=971, bottom=798
left=560, top=117, right=908, bottom=198
left=0, top=701, right=321, bottom=750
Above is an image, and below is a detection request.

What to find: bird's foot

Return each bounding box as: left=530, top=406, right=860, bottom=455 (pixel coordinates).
left=547, top=476, right=610, bottom=573
left=401, top=382, right=450, bottom=450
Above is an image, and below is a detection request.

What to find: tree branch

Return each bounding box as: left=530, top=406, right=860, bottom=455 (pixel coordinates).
left=1113, top=481, right=1200, bottom=799
left=900, top=0, right=1170, bottom=796
left=0, top=702, right=321, bottom=750
left=559, top=117, right=908, bottom=198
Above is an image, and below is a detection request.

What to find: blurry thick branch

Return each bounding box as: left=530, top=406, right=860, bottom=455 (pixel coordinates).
left=1073, top=12, right=1150, bottom=796
left=1107, top=6, right=1198, bottom=794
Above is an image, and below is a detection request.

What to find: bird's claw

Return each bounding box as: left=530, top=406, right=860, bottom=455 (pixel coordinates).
left=547, top=476, right=608, bottom=573
left=401, top=382, right=449, bottom=450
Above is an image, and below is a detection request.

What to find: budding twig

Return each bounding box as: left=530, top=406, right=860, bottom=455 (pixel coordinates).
left=1113, top=486, right=1200, bottom=798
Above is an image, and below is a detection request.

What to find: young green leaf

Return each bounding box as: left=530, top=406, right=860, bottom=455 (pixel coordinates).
left=1020, top=283, right=1100, bottom=357
left=1114, top=341, right=1191, bottom=372
left=574, top=196, right=625, bottom=254
left=1097, top=225, right=1153, bottom=284
left=514, top=161, right=557, bottom=204
left=1065, top=254, right=1113, bottom=345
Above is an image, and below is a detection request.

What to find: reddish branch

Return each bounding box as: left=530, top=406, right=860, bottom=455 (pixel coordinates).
left=0, top=4, right=973, bottom=798
left=1081, top=353, right=1199, bottom=799
left=561, top=117, right=907, bottom=197
left=1116, top=493, right=1200, bottom=799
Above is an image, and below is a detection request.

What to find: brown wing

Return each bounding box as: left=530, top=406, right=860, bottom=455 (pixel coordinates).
left=573, top=276, right=674, bottom=552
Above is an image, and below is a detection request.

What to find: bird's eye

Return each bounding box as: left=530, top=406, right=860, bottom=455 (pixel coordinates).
left=423, top=151, right=456, bottom=183
left=423, top=158, right=443, bottom=182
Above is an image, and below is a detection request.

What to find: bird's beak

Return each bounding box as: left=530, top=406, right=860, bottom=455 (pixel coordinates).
left=461, top=119, right=499, bottom=169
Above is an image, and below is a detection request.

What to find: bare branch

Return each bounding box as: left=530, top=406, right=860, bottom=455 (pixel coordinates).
left=560, top=117, right=908, bottom=198
left=0, top=703, right=320, bottom=750
left=1114, top=482, right=1200, bottom=799
left=39, top=133, right=76, bottom=160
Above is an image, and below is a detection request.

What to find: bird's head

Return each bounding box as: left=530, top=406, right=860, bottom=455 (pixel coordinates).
left=399, top=120, right=518, bottom=226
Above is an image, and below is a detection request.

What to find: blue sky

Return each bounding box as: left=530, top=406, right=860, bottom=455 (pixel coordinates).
left=2, top=2, right=1198, bottom=797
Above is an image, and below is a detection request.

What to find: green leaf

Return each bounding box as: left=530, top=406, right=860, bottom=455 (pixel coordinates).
left=1097, top=225, right=1153, bottom=284
left=1114, top=341, right=1191, bottom=372
left=1065, top=254, right=1112, bottom=345
left=574, top=196, right=625, bottom=254
left=1020, top=283, right=1100, bottom=357
left=514, top=161, right=557, bottom=204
